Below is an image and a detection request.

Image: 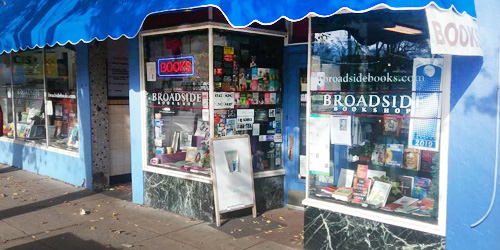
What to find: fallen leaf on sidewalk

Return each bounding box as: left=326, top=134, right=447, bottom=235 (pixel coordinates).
left=121, top=244, right=134, bottom=248
left=7, top=176, right=13, bottom=180
left=90, top=226, right=96, bottom=230
left=279, top=216, right=285, bottom=221
left=21, top=189, right=27, bottom=193
left=0, top=193, right=6, bottom=197
left=80, top=208, right=90, bottom=215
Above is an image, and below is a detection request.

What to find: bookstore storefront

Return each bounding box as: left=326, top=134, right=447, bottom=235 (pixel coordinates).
left=301, top=6, right=482, bottom=250
left=139, top=23, right=287, bottom=221
left=0, top=44, right=90, bottom=187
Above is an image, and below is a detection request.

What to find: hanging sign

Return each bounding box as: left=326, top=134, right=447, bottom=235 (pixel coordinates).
left=157, top=55, right=195, bottom=77
left=426, top=6, right=482, bottom=56
left=408, top=58, right=443, bottom=151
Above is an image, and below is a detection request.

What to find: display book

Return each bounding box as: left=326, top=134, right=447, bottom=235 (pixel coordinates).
left=213, top=45, right=283, bottom=172
left=316, top=163, right=435, bottom=217
left=149, top=112, right=211, bottom=176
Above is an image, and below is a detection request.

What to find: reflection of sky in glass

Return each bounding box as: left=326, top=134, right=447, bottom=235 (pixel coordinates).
left=313, top=30, right=380, bottom=64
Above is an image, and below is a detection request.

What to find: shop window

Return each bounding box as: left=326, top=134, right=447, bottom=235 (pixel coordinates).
left=12, top=49, right=46, bottom=143
left=307, top=10, right=442, bottom=224
left=45, top=46, right=79, bottom=150
left=0, top=54, right=14, bottom=138
left=143, top=30, right=211, bottom=175
left=212, top=30, right=284, bottom=172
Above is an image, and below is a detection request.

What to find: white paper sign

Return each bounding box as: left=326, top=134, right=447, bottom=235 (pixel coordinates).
left=146, top=62, right=157, bottom=81
left=309, top=115, right=331, bottom=176
left=426, top=6, right=482, bottom=56
left=237, top=117, right=254, bottom=124
left=202, top=109, right=209, bottom=121
left=237, top=109, right=254, bottom=117
left=214, top=92, right=235, bottom=109
left=330, top=115, right=352, bottom=146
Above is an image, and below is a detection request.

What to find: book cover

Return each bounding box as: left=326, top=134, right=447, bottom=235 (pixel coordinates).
left=321, top=185, right=338, bottom=195
left=337, top=168, right=355, bottom=188
left=412, top=177, right=431, bottom=199
left=403, top=148, right=421, bottom=171
left=381, top=203, right=403, bottom=211
left=371, top=144, right=386, bottom=166
left=351, top=164, right=370, bottom=203
left=234, top=93, right=240, bottom=106
left=366, top=181, right=392, bottom=207
left=385, top=144, right=404, bottom=168
left=411, top=198, right=435, bottom=210
left=383, top=116, right=401, bottom=136
left=420, top=150, right=436, bottom=173
left=332, top=187, right=353, bottom=202
left=398, top=175, right=414, bottom=197
left=270, top=93, right=276, bottom=104
left=264, top=93, right=271, bottom=104
left=240, top=93, right=246, bottom=106
left=253, top=93, right=259, bottom=104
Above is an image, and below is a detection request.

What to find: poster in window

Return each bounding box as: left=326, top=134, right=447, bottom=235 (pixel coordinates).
left=408, top=58, right=443, bottom=151
left=309, top=114, right=331, bottom=176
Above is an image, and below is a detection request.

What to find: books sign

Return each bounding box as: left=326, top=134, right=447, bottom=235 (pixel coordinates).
left=426, top=6, right=482, bottom=56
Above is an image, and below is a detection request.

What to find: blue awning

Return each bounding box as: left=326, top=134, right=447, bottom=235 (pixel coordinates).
left=0, top=0, right=477, bottom=53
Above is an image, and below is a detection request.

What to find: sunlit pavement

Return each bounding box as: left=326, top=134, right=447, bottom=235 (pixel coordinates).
left=0, top=164, right=303, bottom=250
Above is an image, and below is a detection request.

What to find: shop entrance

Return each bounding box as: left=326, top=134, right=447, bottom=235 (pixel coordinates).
left=283, top=44, right=308, bottom=207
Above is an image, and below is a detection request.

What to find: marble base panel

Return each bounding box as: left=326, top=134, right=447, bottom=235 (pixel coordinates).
left=255, top=175, right=285, bottom=213
left=144, top=172, right=215, bottom=222
left=144, top=172, right=285, bottom=223
left=304, top=206, right=445, bottom=250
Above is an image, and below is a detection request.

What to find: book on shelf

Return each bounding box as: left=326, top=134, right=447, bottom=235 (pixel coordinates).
left=420, top=150, right=436, bottom=173
left=381, top=196, right=418, bottom=211
left=366, top=181, right=392, bottom=208
left=412, top=177, right=431, bottom=199
left=383, top=116, right=401, bottom=136
left=398, top=175, right=414, bottom=197
left=332, top=187, right=353, bottom=202
left=403, top=148, right=420, bottom=171
left=385, top=144, right=404, bottom=168
left=179, top=131, right=193, bottom=150
left=337, top=168, right=355, bottom=188
left=320, top=185, right=337, bottom=195
left=351, top=164, right=371, bottom=204
left=371, top=144, right=386, bottom=166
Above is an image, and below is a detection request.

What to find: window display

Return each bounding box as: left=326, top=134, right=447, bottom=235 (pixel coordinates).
left=212, top=30, right=284, bottom=172
left=12, top=49, right=46, bottom=143
left=0, top=54, right=14, bottom=138
left=45, top=46, right=79, bottom=150
left=307, top=10, right=442, bottom=223
left=144, top=30, right=211, bottom=175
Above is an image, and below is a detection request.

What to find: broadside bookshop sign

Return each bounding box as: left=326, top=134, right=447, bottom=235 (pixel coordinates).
left=317, top=93, right=413, bottom=115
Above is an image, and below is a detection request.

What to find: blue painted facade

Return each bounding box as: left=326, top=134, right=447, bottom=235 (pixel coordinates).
left=128, top=37, right=145, bottom=204
left=0, top=1, right=498, bottom=248
left=446, top=0, right=500, bottom=248
left=0, top=43, right=93, bottom=188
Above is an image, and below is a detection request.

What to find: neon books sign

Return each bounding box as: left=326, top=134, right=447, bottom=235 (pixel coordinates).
left=157, top=55, right=195, bottom=77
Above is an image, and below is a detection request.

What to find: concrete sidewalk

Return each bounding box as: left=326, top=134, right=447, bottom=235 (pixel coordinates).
left=0, top=165, right=304, bottom=250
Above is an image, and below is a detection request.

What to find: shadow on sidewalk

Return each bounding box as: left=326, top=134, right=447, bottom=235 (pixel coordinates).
left=0, top=190, right=96, bottom=221
left=0, top=166, right=21, bottom=174
left=5, top=232, right=120, bottom=250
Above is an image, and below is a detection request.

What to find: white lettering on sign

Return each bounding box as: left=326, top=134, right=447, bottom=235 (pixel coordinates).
left=426, top=6, right=482, bottom=56
left=152, top=92, right=202, bottom=106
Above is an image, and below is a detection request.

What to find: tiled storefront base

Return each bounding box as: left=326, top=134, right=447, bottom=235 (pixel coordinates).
left=304, top=206, right=445, bottom=250
left=144, top=171, right=284, bottom=222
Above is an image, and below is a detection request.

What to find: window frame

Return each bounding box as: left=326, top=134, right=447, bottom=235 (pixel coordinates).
left=301, top=15, right=450, bottom=236
left=139, top=23, right=288, bottom=183
left=0, top=46, right=80, bottom=156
